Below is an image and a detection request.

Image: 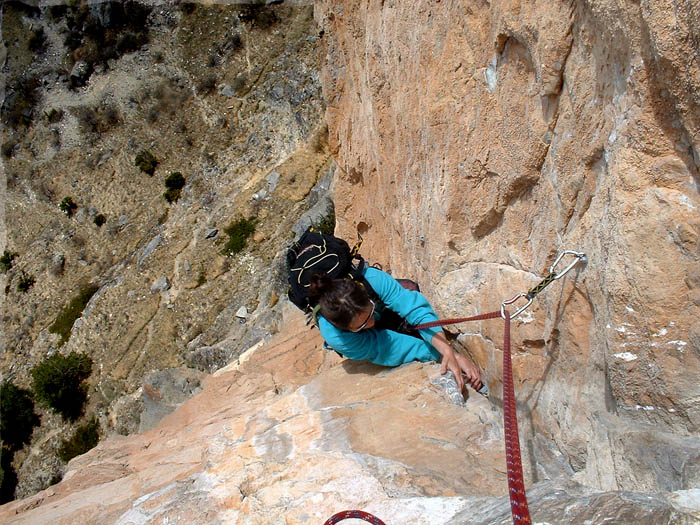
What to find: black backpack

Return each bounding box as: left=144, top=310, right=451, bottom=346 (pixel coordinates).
left=286, top=229, right=369, bottom=313
left=286, top=229, right=421, bottom=340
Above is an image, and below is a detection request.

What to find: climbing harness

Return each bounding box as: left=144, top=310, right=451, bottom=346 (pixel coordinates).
left=323, top=251, right=585, bottom=525
left=323, top=510, right=386, bottom=525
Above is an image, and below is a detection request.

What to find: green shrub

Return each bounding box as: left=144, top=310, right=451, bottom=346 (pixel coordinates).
left=31, top=352, right=92, bottom=421
left=135, top=149, right=158, bottom=175
left=0, top=251, right=18, bottom=274
left=17, top=273, right=35, bottom=293
left=164, top=172, right=185, bottom=203
left=0, top=447, right=18, bottom=504
left=222, top=217, right=257, bottom=257
left=197, top=75, right=217, bottom=95
left=2, top=76, right=40, bottom=129
left=312, top=206, right=336, bottom=236
left=45, top=108, right=64, bottom=124
left=60, top=1, right=151, bottom=72
left=94, top=214, right=106, bottom=227
left=1, top=138, right=17, bottom=159
left=74, top=104, right=120, bottom=136
left=238, top=2, right=279, bottom=29
left=57, top=418, right=99, bottom=462
left=0, top=382, right=40, bottom=451
left=28, top=28, right=47, bottom=52
left=49, top=284, right=100, bottom=346
left=181, top=2, right=197, bottom=15
left=59, top=197, right=78, bottom=216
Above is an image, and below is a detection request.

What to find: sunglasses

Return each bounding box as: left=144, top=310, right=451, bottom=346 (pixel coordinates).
left=349, top=300, right=375, bottom=332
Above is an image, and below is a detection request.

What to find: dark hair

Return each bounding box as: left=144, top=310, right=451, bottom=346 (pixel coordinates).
left=309, top=273, right=371, bottom=329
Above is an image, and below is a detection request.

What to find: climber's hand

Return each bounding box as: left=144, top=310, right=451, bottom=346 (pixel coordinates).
left=433, top=331, right=482, bottom=393
left=455, top=353, right=482, bottom=391
left=440, top=353, right=466, bottom=393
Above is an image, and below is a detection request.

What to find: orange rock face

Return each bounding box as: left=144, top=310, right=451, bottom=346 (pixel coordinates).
left=316, top=0, right=700, bottom=491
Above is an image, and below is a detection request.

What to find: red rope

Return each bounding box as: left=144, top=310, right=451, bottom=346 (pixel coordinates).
left=501, top=311, right=531, bottom=524
left=415, top=311, right=532, bottom=524
left=324, top=510, right=386, bottom=525
left=412, top=310, right=503, bottom=330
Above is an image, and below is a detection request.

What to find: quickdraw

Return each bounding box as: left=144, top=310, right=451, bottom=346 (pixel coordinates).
left=500, top=250, right=586, bottom=319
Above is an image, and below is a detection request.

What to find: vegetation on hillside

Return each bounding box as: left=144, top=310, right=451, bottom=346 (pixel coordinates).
left=49, top=285, right=100, bottom=346
left=31, top=352, right=93, bottom=421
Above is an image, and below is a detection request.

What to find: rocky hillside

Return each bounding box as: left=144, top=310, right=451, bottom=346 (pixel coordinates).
left=2, top=0, right=332, bottom=499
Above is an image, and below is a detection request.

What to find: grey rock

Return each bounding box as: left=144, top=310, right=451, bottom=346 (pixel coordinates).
left=150, top=275, right=170, bottom=293
left=138, top=367, right=205, bottom=433
left=447, top=477, right=699, bottom=525
left=51, top=253, right=65, bottom=275
left=266, top=171, right=281, bottom=192
left=185, top=346, right=230, bottom=373
left=118, top=215, right=129, bottom=227
left=205, top=229, right=218, bottom=239
left=138, top=234, right=163, bottom=266
left=430, top=370, right=465, bottom=407
left=252, top=189, right=268, bottom=201
left=97, top=151, right=112, bottom=166
left=220, top=84, right=235, bottom=97
left=70, top=60, right=91, bottom=87
left=307, top=164, right=334, bottom=208
left=292, top=195, right=333, bottom=238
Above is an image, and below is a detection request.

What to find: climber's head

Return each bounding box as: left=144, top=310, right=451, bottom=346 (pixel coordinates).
left=309, top=273, right=375, bottom=332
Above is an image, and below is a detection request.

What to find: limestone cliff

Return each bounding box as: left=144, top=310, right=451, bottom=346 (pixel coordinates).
left=317, top=0, right=700, bottom=494
left=2, top=0, right=700, bottom=523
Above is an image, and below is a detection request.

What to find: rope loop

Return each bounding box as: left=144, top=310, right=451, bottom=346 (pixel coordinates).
left=324, top=510, right=387, bottom=525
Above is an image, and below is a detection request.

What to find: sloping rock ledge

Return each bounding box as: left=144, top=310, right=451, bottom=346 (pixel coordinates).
left=1, top=305, right=698, bottom=524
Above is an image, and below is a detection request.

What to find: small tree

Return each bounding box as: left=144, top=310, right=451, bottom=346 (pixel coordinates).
left=49, top=284, right=99, bottom=346
left=0, top=382, right=39, bottom=451
left=57, top=418, right=99, bottom=462
left=135, top=149, right=158, bottom=175
left=221, top=217, right=257, bottom=257
left=59, top=197, right=77, bottom=216
left=0, top=251, right=18, bottom=273
left=163, top=171, right=185, bottom=203
left=0, top=447, right=18, bottom=504
left=31, top=352, right=92, bottom=421
left=94, top=214, right=106, bottom=227
left=17, top=272, right=35, bottom=293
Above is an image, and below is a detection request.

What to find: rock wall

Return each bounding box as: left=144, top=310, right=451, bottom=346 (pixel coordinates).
left=316, top=0, right=700, bottom=492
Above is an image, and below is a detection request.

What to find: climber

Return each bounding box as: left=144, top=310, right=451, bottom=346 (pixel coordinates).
left=309, top=269, right=483, bottom=395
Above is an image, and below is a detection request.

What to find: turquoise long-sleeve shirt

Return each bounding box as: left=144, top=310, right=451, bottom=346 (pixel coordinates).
left=318, top=267, right=442, bottom=366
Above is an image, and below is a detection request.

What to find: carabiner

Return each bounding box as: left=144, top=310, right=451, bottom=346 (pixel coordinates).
left=501, top=292, right=533, bottom=319
left=549, top=250, right=587, bottom=280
